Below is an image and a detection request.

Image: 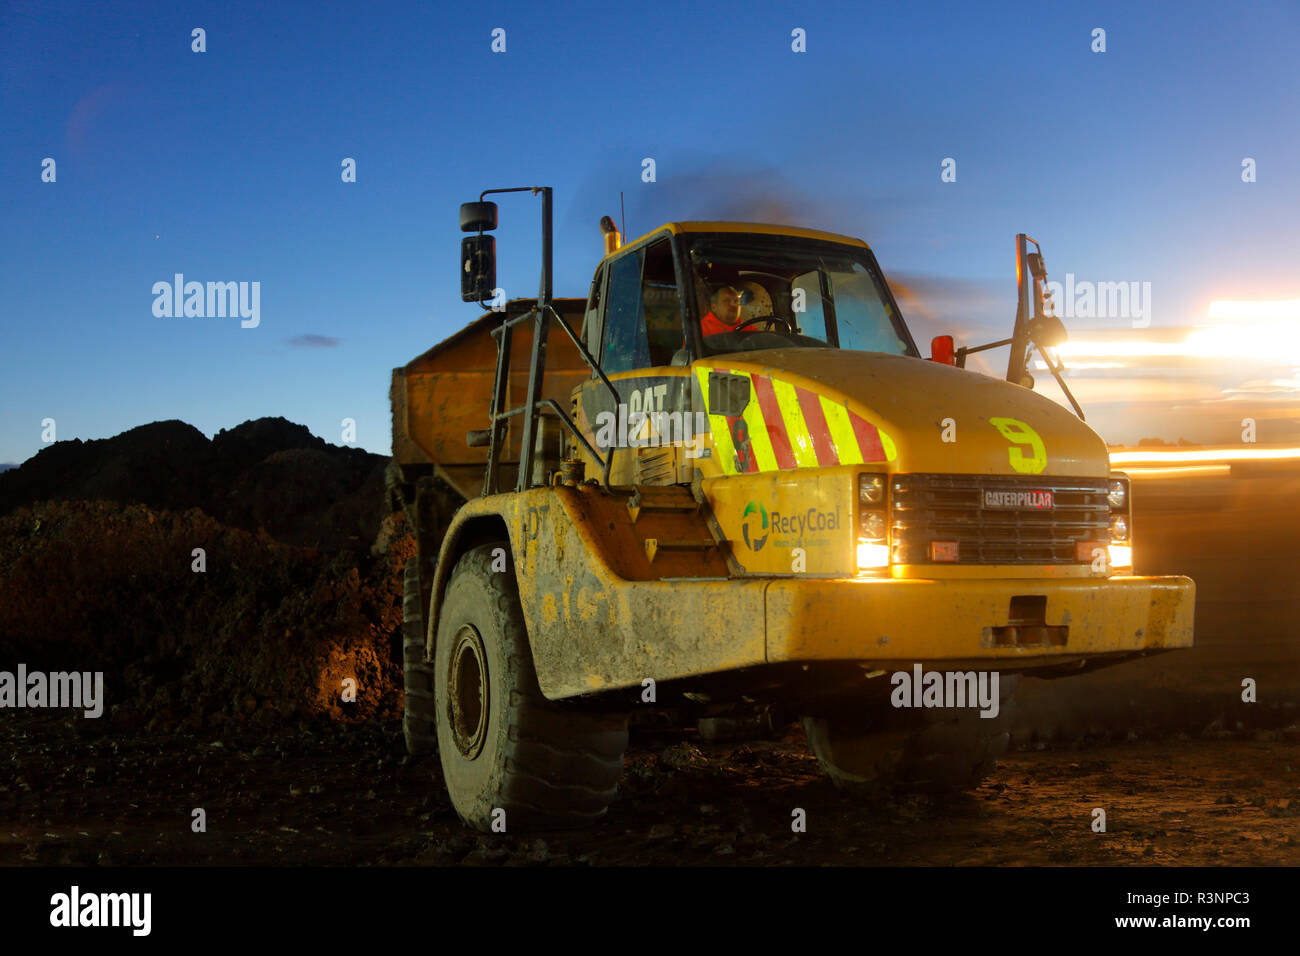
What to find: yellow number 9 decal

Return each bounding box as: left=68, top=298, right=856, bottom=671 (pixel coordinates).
left=989, top=417, right=1047, bottom=474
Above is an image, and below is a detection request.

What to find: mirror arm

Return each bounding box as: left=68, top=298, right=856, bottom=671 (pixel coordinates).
left=956, top=336, right=1014, bottom=367
left=1036, top=344, right=1086, bottom=421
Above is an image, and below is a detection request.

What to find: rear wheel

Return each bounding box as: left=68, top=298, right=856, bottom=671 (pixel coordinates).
left=803, top=673, right=1018, bottom=793
left=434, top=543, right=627, bottom=831
left=402, top=558, right=438, bottom=755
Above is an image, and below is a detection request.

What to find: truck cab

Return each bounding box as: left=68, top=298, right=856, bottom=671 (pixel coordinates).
left=572, top=222, right=1138, bottom=583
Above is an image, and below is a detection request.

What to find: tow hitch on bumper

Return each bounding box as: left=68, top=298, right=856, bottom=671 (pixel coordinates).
left=765, top=575, right=1194, bottom=668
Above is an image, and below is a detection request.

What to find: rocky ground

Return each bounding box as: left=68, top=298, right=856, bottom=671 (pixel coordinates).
left=3, top=711, right=1297, bottom=866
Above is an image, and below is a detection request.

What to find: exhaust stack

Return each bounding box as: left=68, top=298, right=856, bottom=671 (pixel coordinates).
left=600, top=215, right=621, bottom=255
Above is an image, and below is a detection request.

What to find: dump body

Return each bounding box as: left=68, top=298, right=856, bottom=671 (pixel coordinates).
left=390, top=297, right=589, bottom=501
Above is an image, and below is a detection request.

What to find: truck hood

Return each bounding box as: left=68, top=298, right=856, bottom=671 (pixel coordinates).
left=693, top=347, right=1110, bottom=477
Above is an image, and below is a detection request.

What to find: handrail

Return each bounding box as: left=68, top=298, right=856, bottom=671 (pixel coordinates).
left=542, top=304, right=622, bottom=490
left=481, top=303, right=624, bottom=493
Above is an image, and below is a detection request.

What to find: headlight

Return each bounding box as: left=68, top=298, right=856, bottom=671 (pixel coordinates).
left=859, top=474, right=885, bottom=505
left=857, top=473, right=889, bottom=572
left=859, top=510, right=885, bottom=538
left=1107, top=479, right=1127, bottom=509
left=856, top=541, right=889, bottom=568
left=856, top=508, right=888, bottom=571
left=1107, top=473, right=1132, bottom=570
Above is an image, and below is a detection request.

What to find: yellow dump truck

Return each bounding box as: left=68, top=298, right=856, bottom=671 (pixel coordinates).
left=388, top=185, right=1194, bottom=830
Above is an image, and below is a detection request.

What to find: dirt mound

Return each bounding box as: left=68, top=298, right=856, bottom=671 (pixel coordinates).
left=0, top=500, right=412, bottom=731
left=210, top=416, right=327, bottom=467
left=0, top=417, right=387, bottom=552
left=215, top=446, right=386, bottom=552
left=0, top=417, right=411, bottom=731
left=0, top=420, right=212, bottom=513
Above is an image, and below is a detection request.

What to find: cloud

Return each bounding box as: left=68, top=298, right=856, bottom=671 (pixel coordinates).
left=286, top=335, right=340, bottom=348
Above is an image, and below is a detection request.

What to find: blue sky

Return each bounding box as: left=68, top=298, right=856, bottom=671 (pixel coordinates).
left=2, top=0, right=1298, bottom=463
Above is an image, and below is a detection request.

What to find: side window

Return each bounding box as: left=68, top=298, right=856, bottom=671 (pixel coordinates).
left=600, top=238, right=682, bottom=373
left=583, top=266, right=605, bottom=356
left=790, top=270, right=829, bottom=340
left=641, top=239, right=681, bottom=366
left=601, top=249, right=649, bottom=374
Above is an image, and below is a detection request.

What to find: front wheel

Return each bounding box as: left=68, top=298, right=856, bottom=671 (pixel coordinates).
left=433, top=543, right=628, bottom=831
left=802, top=673, right=1019, bottom=793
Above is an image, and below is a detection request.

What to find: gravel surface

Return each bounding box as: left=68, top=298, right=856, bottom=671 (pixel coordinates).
left=4, top=712, right=1297, bottom=866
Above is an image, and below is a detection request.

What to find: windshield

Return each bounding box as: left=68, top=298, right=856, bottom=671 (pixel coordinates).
left=687, top=234, right=919, bottom=357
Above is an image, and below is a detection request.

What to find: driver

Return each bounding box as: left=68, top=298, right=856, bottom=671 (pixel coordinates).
left=700, top=285, right=745, bottom=338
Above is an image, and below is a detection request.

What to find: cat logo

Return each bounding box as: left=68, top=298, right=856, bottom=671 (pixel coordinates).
left=982, top=489, right=1054, bottom=510
left=741, top=501, right=769, bottom=551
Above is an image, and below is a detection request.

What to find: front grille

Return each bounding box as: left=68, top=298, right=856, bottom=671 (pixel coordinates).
left=890, top=473, right=1110, bottom=565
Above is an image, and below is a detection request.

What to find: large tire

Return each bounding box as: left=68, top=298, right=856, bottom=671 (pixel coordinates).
left=434, top=543, right=628, bottom=831
left=803, top=673, right=1019, bottom=793
left=402, top=558, right=438, bottom=755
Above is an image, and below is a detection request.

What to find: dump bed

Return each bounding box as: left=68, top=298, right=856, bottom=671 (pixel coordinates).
left=390, top=298, right=590, bottom=500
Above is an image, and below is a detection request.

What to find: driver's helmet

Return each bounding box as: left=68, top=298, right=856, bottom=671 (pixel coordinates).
left=736, top=281, right=772, bottom=324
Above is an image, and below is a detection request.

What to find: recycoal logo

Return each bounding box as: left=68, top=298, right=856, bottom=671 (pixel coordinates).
left=741, top=500, right=769, bottom=551
left=770, top=508, right=840, bottom=535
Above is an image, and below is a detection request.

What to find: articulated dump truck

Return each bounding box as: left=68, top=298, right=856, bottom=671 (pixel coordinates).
left=387, top=186, right=1194, bottom=831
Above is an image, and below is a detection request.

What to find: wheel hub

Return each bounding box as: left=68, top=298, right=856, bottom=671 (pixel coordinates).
left=447, top=624, right=489, bottom=758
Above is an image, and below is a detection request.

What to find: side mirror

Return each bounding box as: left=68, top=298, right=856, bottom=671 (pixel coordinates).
left=460, top=201, right=498, bottom=233
left=1027, top=314, right=1068, bottom=349
left=461, top=235, right=496, bottom=302
left=929, top=334, right=955, bottom=365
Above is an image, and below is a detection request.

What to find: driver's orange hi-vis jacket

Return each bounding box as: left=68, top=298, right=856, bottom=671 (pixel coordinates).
left=700, top=310, right=745, bottom=336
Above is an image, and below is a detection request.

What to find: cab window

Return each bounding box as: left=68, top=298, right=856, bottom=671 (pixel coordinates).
left=582, top=265, right=606, bottom=355
left=600, top=237, right=681, bottom=373
left=601, top=250, right=648, bottom=374
left=687, top=236, right=916, bottom=357
left=641, top=239, right=680, bottom=365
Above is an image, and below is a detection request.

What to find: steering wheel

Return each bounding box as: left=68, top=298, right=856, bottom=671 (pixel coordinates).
left=733, top=315, right=792, bottom=333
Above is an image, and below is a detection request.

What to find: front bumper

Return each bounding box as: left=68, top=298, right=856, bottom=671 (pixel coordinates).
left=765, top=574, right=1194, bottom=668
